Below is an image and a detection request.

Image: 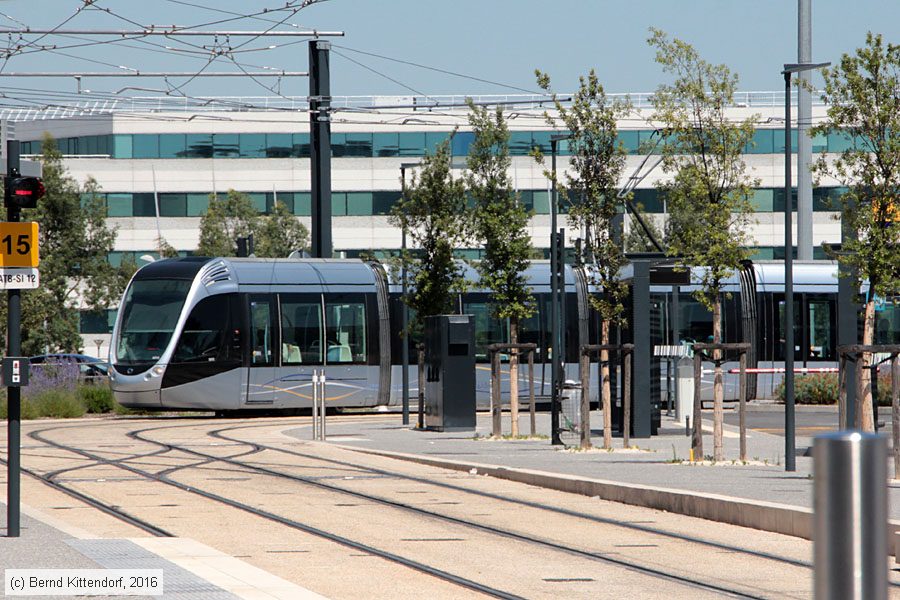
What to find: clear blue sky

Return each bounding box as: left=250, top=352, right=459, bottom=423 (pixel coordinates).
left=1, top=0, right=898, bottom=99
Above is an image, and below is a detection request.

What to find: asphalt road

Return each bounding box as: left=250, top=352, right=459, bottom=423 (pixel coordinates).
left=721, top=405, right=841, bottom=438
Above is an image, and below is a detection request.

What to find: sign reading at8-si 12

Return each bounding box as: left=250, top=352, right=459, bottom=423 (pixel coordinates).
left=0, top=268, right=38, bottom=289
left=0, top=222, right=38, bottom=268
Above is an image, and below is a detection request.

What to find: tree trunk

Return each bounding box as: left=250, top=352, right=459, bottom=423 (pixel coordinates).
left=509, top=318, right=519, bottom=438
left=713, top=296, right=724, bottom=461
left=859, top=299, right=876, bottom=432
left=601, top=319, right=612, bottom=450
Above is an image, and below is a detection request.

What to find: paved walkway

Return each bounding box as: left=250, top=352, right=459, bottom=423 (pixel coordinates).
left=0, top=503, right=326, bottom=599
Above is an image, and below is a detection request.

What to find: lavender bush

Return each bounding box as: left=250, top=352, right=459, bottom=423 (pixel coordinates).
left=24, top=360, right=80, bottom=399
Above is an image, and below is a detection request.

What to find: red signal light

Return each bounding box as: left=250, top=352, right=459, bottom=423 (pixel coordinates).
left=4, top=176, right=44, bottom=208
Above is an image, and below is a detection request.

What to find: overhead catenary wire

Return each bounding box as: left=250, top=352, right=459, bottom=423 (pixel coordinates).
left=331, top=44, right=543, bottom=96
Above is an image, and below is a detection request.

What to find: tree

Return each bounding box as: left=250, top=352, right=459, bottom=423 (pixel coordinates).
left=197, top=190, right=259, bottom=256
left=389, top=140, right=470, bottom=329
left=535, top=69, right=632, bottom=449
left=466, top=100, right=534, bottom=437
left=157, top=236, right=180, bottom=258
left=12, top=134, right=124, bottom=355
left=648, top=29, right=758, bottom=460
left=196, top=190, right=309, bottom=258
left=624, top=204, right=666, bottom=253
left=255, top=200, right=310, bottom=258
left=811, top=32, right=900, bottom=432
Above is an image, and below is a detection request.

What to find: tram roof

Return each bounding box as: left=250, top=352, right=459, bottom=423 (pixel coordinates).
left=134, top=257, right=378, bottom=287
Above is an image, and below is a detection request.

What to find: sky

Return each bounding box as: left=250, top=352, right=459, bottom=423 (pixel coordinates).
left=0, top=0, right=898, bottom=101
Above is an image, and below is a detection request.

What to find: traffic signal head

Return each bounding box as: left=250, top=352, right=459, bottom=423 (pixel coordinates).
left=4, top=176, right=44, bottom=209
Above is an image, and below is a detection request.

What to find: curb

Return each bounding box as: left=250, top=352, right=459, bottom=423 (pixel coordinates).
left=336, top=443, right=900, bottom=548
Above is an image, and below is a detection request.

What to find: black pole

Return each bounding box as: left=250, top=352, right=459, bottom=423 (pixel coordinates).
left=549, top=140, right=561, bottom=445
left=6, top=138, right=21, bottom=537
left=784, top=71, right=796, bottom=472
left=400, top=166, right=409, bottom=426
left=309, top=40, right=332, bottom=258
left=837, top=198, right=858, bottom=429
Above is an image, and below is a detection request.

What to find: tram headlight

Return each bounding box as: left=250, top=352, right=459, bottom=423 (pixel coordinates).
left=152, top=366, right=165, bottom=376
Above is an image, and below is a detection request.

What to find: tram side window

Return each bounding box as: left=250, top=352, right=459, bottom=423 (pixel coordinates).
left=462, top=296, right=507, bottom=362
left=676, top=294, right=714, bottom=345
left=325, top=296, right=366, bottom=363
left=172, top=294, right=239, bottom=363
left=250, top=299, right=275, bottom=366
left=875, top=304, right=900, bottom=345
left=280, top=298, right=323, bottom=364
left=808, top=298, right=834, bottom=360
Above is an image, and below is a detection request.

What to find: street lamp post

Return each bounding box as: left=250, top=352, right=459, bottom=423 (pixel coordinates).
left=782, top=61, right=829, bottom=472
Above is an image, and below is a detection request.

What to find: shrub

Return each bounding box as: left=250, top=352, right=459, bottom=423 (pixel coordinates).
left=25, top=361, right=79, bottom=399
left=775, top=369, right=899, bottom=406
left=775, top=373, right=838, bottom=405
left=26, top=389, right=86, bottom=418
left=77, top=384, right=116, bottom=414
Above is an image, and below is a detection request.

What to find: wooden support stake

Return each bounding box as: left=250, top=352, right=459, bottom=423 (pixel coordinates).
left=510, top=348, right=519, bottom=438
left=692, top=353, right=703, bottom=459
left=580, top=351, right=591, bottom=450
left=855, top=351, right=865, bottom=430
left=491, top=350, right=502, bottom=437
left=838, top=353, right=847, bottom=431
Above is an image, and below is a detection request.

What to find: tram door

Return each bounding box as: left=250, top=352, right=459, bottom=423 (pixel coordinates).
left=245, top=295, right=280, bottom=406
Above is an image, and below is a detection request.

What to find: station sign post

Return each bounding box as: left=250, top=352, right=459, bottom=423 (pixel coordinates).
left=4, top=133, right=43, bottom=538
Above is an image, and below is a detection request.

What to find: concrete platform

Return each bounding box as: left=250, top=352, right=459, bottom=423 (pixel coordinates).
left=0, top=503, right=327, bottom=600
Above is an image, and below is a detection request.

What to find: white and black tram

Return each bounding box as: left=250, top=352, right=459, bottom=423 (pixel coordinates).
left=109, top=257, right=587, bottom=411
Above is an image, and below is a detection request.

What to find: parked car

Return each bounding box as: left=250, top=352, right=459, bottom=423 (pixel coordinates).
left=29, top=354, right=109, bottom=381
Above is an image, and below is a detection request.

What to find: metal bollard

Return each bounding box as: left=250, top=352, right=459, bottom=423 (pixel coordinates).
left=319, top=372, right=326, bottom=440
left=312, top=370, right=319, bottom=440
left=814, top=431, right=888, bottom=600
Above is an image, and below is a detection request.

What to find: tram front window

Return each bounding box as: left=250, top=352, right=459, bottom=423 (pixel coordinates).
left=116, top=279, right=192, bottom=364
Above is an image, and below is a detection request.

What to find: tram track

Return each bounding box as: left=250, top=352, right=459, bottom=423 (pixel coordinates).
left=24, top=423, right=529, bottom=600
left=213, top=422, right=816, bottom=571
left=126, top=422, right=779, bottom=598
left=15, top=417, right=823, bottom=599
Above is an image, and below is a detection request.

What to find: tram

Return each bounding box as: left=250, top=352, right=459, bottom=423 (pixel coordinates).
left=109, top=257, right=587, bottom=410
left=109, top=257, right=900, bottom=411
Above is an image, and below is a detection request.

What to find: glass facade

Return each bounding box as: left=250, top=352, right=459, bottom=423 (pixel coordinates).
left=90, top=186, right=848, bottom=218
left=19, top=129, right=867, bottom=159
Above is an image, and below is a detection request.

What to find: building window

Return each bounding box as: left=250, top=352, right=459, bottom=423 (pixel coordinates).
left=133, top=135, right=160, bottom=159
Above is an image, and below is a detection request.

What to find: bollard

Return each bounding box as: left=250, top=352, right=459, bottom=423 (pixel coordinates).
left=814, top=431, right=888, bottom=600
left=312, top=370, right=319, bottom=440
left=319, top=372, right=326, bottom=440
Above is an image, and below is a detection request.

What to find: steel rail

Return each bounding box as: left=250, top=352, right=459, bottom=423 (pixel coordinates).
left=129, top=425, right=766, bottom=599
left=212, top=422, right=814, bottom=570
left=25, top=425, right=524, bottom=600
left=0, top=455, right=174, bottom=537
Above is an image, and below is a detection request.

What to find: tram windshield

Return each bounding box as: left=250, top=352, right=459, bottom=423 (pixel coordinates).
left=115, top=279, right=192, bottom=364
